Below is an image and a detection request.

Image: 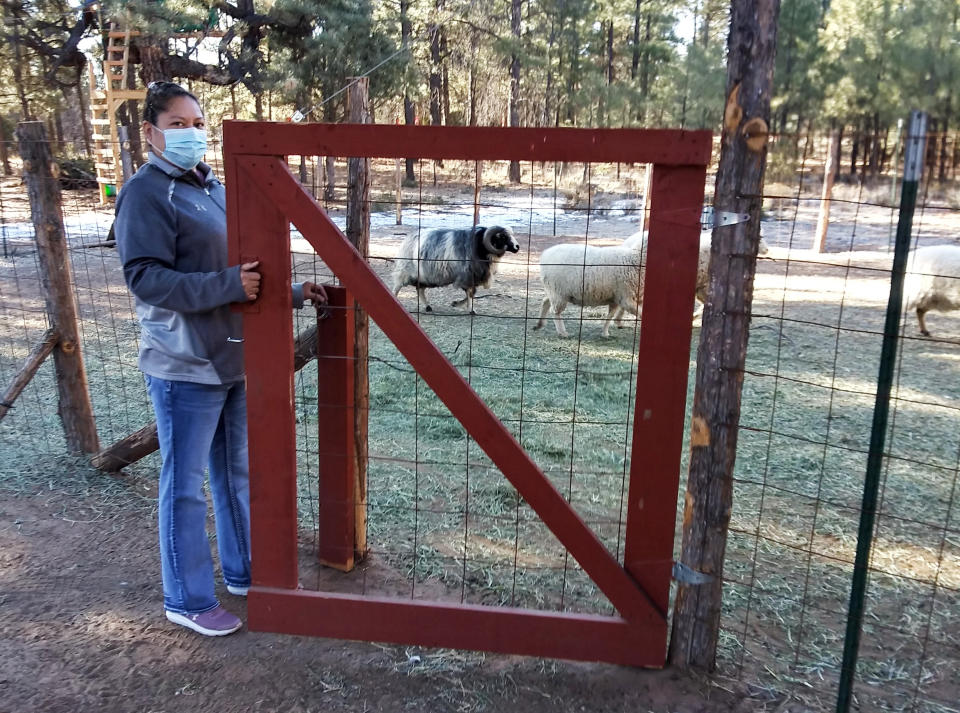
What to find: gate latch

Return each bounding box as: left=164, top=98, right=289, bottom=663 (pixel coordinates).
left=672, top=561, right=715, bottom=585
left=701, top=206, right=751, bottom=230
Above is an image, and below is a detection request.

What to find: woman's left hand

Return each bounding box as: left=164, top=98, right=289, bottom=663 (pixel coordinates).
left=302, top=282, right=328, bottom=306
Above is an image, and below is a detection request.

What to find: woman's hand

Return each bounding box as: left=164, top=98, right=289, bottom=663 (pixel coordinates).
left=240, top=261, right=261, bottom=301
left=302, top=281, right=328, bottom=306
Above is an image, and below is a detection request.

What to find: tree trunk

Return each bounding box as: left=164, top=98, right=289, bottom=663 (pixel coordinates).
left=17, top=122, right=100, bottom=454
left=428, top=3, right=444, bottom=126
left=54, top=112, right=65, bottom=150
left=468, top=65, right=477, bottom=126
left=669, top=0, right=781, bottom=670
left=0, top=120, right=11, bottom=175
left=631, top=0, right=642, bottom=80
left=137, top=40, right=170, bottom=84
left=441, top=31, right=451, bottom=124
left=607, top=18, right=615, bottom=86
left=77, top=82, right=93, bottom=157
left=639, top=12, right=653, bottom=121
left=125, top=70, right=144, bottom=168
left=400, top=0, right=417, bottom=182
left=861, top=118, right=870, bottom=178
left=850, top=125, right=859, bottom=177
left=254, top=92, right=264, bottom=121
left=545, top=16, right=557, bottom=127
left=508, top=0, right=522, bottom=182
left=12, top=25, right=32, bottom=119
left=939, top=116, right=950, bottom=183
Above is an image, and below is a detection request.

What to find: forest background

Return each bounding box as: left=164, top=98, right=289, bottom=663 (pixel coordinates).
left=0, top=0, right=957, bottom=183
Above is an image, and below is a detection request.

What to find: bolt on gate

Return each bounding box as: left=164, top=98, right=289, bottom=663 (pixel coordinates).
left=224, top=122, right=711, bottom=666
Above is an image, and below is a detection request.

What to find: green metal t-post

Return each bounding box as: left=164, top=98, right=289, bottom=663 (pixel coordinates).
left=836, top=110, right=927, bottom=713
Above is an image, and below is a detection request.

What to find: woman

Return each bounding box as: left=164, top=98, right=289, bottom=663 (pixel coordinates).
left=115, top=81, right=326, bottom=636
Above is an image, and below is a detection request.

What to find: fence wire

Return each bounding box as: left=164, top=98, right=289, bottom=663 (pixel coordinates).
left=0, top=129, right=958, bottom=712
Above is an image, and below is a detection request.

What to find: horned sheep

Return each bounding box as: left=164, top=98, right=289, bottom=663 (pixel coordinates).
left=392, top=225, right=520, bottom=314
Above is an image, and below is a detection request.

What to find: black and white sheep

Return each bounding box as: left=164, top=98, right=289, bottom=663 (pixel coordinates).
left=392, top=225, right=520, bottom=314
left=533, top=241, right=645, bottom=338
left=904, top=245, right=960, bottom=336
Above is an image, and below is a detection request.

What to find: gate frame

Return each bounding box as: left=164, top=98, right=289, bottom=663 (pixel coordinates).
left=224, top=122, right=711, bottom=667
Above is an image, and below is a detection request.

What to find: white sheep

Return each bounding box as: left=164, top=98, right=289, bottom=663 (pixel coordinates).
left=533, top=241, right=645, bottom=337
left=611, top=229, right=770, bottom=324
left=904, top=245, right=960, bottom=336
left=392, top=225, right=520, bottom=314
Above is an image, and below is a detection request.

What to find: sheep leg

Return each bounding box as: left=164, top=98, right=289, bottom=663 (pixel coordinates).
left=417, top=286, right=433, bottom=312
left=611, top=306, right=626, bottom=328
left=550, top=300, right=569, bottom=338
left=451, top=287, right=477, bottom=314
left=917, top=307, right=930, bottom=337
left=533, top=297, right=550, bottom=331
left=606, top=300, right=639, bottom=338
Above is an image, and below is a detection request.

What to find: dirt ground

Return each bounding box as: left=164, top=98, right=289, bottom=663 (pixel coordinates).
left=0, top=478, right=767, bottom=713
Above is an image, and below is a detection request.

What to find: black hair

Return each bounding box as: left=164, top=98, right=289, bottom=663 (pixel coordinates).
left=143, top=81, right=202, bottom=124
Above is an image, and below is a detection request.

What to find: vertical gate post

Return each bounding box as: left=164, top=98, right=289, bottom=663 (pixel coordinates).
left=669, top=0, right=781, bottom=670
left=625, top=163, right=704, bottom=619
left=316, top=287, right=357, bottom=571
left=16, top=121, right=100, bottom=454
left=346, top=77, right=371, bottom=559
left=228, top=154, right=298, bottom=590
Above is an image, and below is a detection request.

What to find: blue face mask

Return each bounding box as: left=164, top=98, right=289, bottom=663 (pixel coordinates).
left=150, top=126, right=207, bottom=171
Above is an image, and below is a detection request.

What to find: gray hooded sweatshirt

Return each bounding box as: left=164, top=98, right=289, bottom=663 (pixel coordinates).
left=115, top=155, right=305, bottom=385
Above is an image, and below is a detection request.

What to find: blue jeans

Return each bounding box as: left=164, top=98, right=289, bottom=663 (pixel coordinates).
left=145, top=375, right=252, bottom=614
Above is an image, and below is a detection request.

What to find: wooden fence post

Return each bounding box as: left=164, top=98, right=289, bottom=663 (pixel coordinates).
left=346, top=77, right=370, bottom=559
left=395, top=157, right=403, bottom=225
left=16, top=121, right=100, bottom=454
left=669, top=0, right=781, bottom=669
left=814, top=129, right=840, bottom=252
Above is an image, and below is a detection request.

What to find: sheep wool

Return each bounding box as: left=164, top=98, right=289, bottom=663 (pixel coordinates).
left=534, top=242, right=645, bottom=338
left=392, top=225, right=520, bottom=314
left=904, top=244, right=960, bottom=337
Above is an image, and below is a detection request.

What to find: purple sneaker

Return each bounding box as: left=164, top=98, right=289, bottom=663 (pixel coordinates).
left=165, top=605, right=242, bottom=636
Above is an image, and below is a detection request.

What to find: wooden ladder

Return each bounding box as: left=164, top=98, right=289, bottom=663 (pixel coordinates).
left=88, top=21, right=145, bottom=203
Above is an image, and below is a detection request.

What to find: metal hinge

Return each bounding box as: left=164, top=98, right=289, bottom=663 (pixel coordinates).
left=672, top=561, right=715, bottom=585
left=701, top=206, right=751, bottom=230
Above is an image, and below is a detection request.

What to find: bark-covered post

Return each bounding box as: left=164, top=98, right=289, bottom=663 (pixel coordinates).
left=814, top=129, right=840, bottom=252
left=669, top=0, right=780, bottom=669
left=395, top=158, right=403, bottom=225
left=507, top=0, right=522, bottom=183
left=17, top=121, right=100, bottom=454
left=0, top=119, right=12, bottom=176
left=346, top=78, right=370, bottom=559
left=473, top=161, right=483, bottom=226
left=118, top=125, right=134, bottom=182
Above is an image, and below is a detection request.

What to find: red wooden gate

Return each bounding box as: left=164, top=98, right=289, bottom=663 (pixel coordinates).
left=224, top=122, right=711, bottom=667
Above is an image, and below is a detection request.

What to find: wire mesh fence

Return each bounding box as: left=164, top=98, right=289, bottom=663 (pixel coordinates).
left=1, top=127, right=958, bottom=711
